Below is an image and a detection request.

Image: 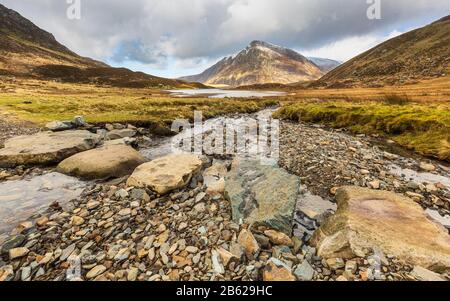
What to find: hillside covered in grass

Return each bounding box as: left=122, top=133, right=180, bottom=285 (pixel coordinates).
left=317, top=16, right=450, bottom=88
left=0, top=4, right=203, bottom=89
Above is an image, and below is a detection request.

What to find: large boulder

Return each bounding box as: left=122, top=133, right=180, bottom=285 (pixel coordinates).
left=126, top=153, right=203, bottom=194
left=57, top=145, right=146, bottom=180
left=311, top=186, right=450, bottom=272
left=224, top=158, right=300, bottom=235
left=0, top=130, right=101, bottom=167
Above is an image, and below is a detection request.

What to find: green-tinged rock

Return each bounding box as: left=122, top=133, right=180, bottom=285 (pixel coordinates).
left=225, top=158, right=300, bottom=234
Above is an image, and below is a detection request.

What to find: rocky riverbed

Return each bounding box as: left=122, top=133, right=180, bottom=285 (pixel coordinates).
left=0, top=111, right=449, bottom=282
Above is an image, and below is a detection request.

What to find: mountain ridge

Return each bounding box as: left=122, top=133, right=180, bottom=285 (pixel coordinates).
left=317, top=15, right=450, bottom=88
left=0, top=3, right=203, bottom=89
left=180, top=40, right=335, bottom=87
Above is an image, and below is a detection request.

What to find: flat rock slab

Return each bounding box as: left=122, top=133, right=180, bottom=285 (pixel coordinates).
left=57, top=145, right=146, bottom=180
left=0, top=130, right=101, bottom=167
left=224, top=158, right=300, bottom=235
left=126, top=153, right=203, bottom=194
left=311, top=186, right=450, bottom=272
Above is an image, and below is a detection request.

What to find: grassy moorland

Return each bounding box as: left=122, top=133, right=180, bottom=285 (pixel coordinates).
left=0, top=79, right=276, bottom=134
left=1, top=76, right=449, bottom=161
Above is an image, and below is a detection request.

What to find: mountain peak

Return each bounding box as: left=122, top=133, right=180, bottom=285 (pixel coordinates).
left=180, top=41, right=325, bottom=87
left=249, top=40, right=273, bottom=47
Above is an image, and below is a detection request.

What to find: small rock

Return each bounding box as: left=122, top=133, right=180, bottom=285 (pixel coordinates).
left=216, top=247, right=239, bottom=267
left=118, top=208, right=131, bottom=216
left=237, top=229, right=260, bottom=260
left=264, top=230, right=293, bottom=246
left=0, top=265, right=14, bottom=281
left=411, top=266, right=445, bottom=281
left=9, top=247, right=29, bottom=260
left=326, top=258, right=345, bottom=270
left=36, top=216, right=49, bottom=227
left=211, top=249, right=225, bottom=274
left=294, top=260, right=315, bottom=281
left=419, top=162, right=436, bottom=172
left=86, top=265, right=107, bottom=279
left=185, top=246, right=198, bottom=254
left=127, top=267, right=139, bottom=281
left=263, top=258, right=295, bottom=281
left=71, top=216, right=85, bottom=226
left=368, top=180, right=380, bottom=190
left=1, top=235, right=26, bottom=254
left=115, top=189, right=129, bottom=199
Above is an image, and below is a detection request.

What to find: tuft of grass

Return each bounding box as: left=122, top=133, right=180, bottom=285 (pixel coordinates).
left=382, top=94, right=411, bottom=106
left=274, top=100, right=450, bottom=161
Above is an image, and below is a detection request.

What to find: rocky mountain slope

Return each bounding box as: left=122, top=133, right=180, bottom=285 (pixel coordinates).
left=0, top=4, right=106, bottom=75
left=307, top=57, right=341, bottom=73
left=0, top=4, right=202, bottom=88
left=317, top=15, right=450, bottom=88
left=180, top=41, right=326, bottom=87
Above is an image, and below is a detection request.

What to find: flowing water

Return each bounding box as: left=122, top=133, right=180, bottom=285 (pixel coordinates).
left=140, top=108, right=277, bottom=161
left=388, top=164, right=450, bottom=189
left=167, top=89, right=286, bottom=98
left=0, top=172, right=87, bottom=234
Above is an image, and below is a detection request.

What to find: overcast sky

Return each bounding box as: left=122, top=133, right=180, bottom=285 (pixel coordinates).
left=1, top=0, right=449, bottom=78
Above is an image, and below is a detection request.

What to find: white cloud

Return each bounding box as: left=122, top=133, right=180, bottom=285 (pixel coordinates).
left=0, top=0, right=448, bottom=76
left=300, top=30, right=404, bottom=62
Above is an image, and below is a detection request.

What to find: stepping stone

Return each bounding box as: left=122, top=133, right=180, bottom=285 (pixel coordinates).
left=0, top=130, right=101, bottom=167
left=57, top=145, right=146, bottom=180
left=127, top=153, right=202, bottom=194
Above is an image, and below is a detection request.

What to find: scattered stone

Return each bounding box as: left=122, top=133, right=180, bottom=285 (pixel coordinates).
left=368, top=180, right=380, bottom=190
left=411, top=266, right=445, bottom=281
left=0, top=265, right=14, bottom=281
left=36, top=216, right=49, bottom=227
left=203, top=162, right=227, bottom=196
left=211, top=249, right=225, bottom=274
left=237, top=229, right=260, bottom=260
left=326, top=258, right=345, bottom=270
left=263, top=258, right=296, bottom=281
left=71, top=216, right=85, bottom=226
left=86, top=265, right=107, bottom=279
left=420, top=162, right=436, bottom=172
left=45, top=121, right=73, bottom=132
left=294, top=260, right=315, bottom=281
left=1, top=235, right=25, bottom=254
left=60, top=244, right=76, bottom=261
left=264, top=230, right=294, bottom=246
left=106, top=129, right=137, bottom=140
left=218, top=248, right=239, bottom=268
left=9, top=247, right=29, bottom=260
